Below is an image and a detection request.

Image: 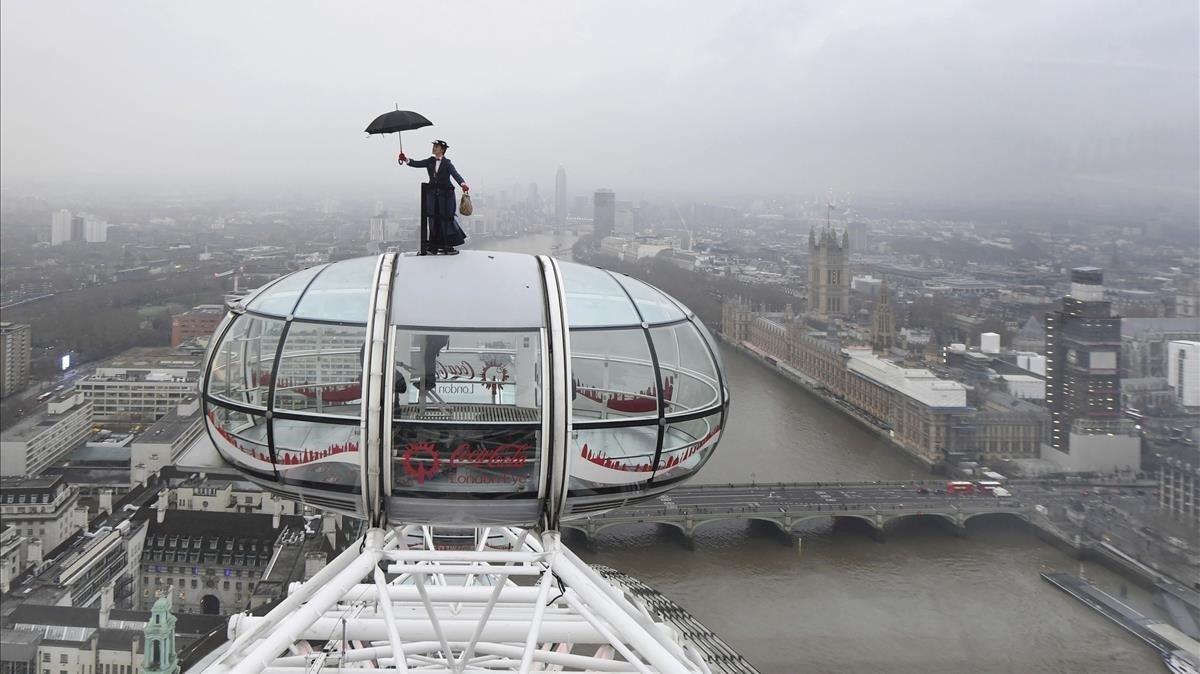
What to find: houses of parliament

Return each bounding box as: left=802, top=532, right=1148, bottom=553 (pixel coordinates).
left=722, top=224, right=1048, bottom=470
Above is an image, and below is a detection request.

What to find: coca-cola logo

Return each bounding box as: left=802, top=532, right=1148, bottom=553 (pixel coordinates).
left=434, top=360, right=475, bottom=381
left=449, top=442, right=529, bottom=468
left=398, top=437, right=532, bottom=486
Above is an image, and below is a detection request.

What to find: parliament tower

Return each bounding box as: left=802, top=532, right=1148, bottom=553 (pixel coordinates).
left=808, top=225, right=850, bottom=318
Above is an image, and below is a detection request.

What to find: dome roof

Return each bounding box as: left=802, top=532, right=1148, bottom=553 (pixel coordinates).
left=203, top=251, right=728, bottom=527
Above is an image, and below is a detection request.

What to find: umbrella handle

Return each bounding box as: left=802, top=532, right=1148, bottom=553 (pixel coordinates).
left=398, top=131, right=403, bottom=155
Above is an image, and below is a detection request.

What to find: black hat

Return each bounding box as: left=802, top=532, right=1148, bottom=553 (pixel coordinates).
left=432, top=139, right=449, bottom=149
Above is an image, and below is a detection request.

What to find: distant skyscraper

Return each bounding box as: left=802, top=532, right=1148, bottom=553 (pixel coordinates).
left=369, top=212, right=387, bottom=242
left=50, top=209, right=72, bottom=246
left=70, top=215, right=85, bottom=243
left=83, top=214, right=108, bottom=243
left=554, top=166, right=567, bottom=226
left=807, top=225, right=850, bottom=317
left=593, top=189, right=615, bottom=244
left=0, top=322, right=32, bottom=398
left=527, top=182, right=540, bottom=208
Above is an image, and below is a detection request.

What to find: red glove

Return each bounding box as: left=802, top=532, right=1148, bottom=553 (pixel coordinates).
left=398, top=152, right=407, bottom=163
left=460, top=183, right=469, bottom=193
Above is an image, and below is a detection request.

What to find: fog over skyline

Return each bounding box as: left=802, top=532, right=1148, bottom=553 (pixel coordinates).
left=2, top=1, right=1196, bottom=210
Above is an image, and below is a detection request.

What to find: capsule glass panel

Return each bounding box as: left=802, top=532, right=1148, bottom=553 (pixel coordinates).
left=208, top=315, right=283, bottom=410
left=657, top=411, right=722, bottom=482
left=244, top=264, right=327, bottom=317
left=649, top=323, right=721, bottom=415
left=569, top=425, right=659, bottom=492
left=611, top=274, right=687, bottom=324
left=293, top=256, right=377, bottom=323
left=272, top=419, right=361, bottom=494
left=273, top=323, right=366, bottom=417
left=558, top=262, right=641, bottom=328
left=570, top=328, right=659, bottom=423
left=693, top=317, right=726, bottom=384
left=205, top=406, right=272, bottom=477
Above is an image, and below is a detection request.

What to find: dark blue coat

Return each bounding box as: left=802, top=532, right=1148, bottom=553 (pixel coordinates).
left=403, top=155, right=467, bottom=247
left=406, top=155, right=466, bottom=190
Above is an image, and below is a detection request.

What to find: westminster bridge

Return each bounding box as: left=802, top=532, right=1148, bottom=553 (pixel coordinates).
left=562, top=480, right=1075, bottom=548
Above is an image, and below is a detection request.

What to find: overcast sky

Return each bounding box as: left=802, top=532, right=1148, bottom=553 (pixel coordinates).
left=2, top=1, right=1196, bottom=207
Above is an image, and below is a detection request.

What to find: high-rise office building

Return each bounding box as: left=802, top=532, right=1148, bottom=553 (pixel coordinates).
left=554, top=166, right=567, bottom=226
left=1042, top=268, right=1140, bottom=472
left=369, top=212, right=388, bottom=242
left=0, top=322, right=32, bottom=398
left=50, top=210, right=72, bottom=246
left=83, top=214, right=108, bottom=243
left=593, top=189, right=615, bottom=244
left=70, top=215, right=85, bottom=242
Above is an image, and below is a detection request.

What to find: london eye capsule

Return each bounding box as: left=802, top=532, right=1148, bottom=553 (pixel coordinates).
left=201, top=251, right=728, bottom=528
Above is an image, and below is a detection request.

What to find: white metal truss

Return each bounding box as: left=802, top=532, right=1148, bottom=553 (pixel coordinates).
left=197, top=526, right=711, bottom=673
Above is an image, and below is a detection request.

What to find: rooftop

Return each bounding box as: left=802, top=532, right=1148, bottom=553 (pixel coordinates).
left=999, top=374, right=1043, bottom=383
left=0, top=475, right=65, bottom=493
left=42, top=465, right=129, bottom=485
left=5, top=604, right=224, bottom=638
left=0, top=628, right=41, bottom=662
left=134, top=406, right=202, bottom=446
left=1121, top=317, right=1200, bottom=338
left=847, top=352, right=969, bottom=409
left=0, top=400, right=89, bottom=443
left=978, top=390, right=1046, bottom=415
left=174, top=304, right=225, bottom=317
left=95, top=346, right=202, bottom=371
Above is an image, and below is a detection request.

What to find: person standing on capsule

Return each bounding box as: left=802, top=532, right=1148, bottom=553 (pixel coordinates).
left=398, top=139, right=469, bottom=255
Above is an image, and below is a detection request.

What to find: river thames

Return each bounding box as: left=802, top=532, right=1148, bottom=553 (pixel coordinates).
left=474, top=231, right=1162, bottom=673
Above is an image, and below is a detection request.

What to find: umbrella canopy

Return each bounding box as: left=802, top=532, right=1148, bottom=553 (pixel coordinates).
left=365, top=110, right=433, bottom=135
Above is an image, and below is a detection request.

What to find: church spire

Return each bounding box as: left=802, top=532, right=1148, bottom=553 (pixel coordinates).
left=143, top=587, right=180, bottom=674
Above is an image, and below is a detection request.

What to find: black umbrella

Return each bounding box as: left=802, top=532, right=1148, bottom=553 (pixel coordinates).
left=365, top=109, right=433, bottom=154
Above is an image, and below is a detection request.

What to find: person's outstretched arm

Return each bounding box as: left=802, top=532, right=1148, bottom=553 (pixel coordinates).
left=399, top=153, right=434, bottom=168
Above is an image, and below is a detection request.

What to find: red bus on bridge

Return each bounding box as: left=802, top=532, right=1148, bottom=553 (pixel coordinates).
left=946, top=481, right=975, bottom=494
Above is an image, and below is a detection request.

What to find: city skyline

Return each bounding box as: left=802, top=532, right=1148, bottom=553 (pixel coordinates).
left=0, top=1, right=1196, bottom=212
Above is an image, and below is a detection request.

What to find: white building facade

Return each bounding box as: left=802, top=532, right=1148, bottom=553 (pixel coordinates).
left=51, top=209, right=73, bottom=245
left=76, top=352, right=201, bottom=422
left=1167, top=340, right=1200, bottom=409
left=0, top=393, right=94, bottom=477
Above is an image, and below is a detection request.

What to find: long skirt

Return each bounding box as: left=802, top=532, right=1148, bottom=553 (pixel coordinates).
left=425, top=188, right=466, bottom=248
